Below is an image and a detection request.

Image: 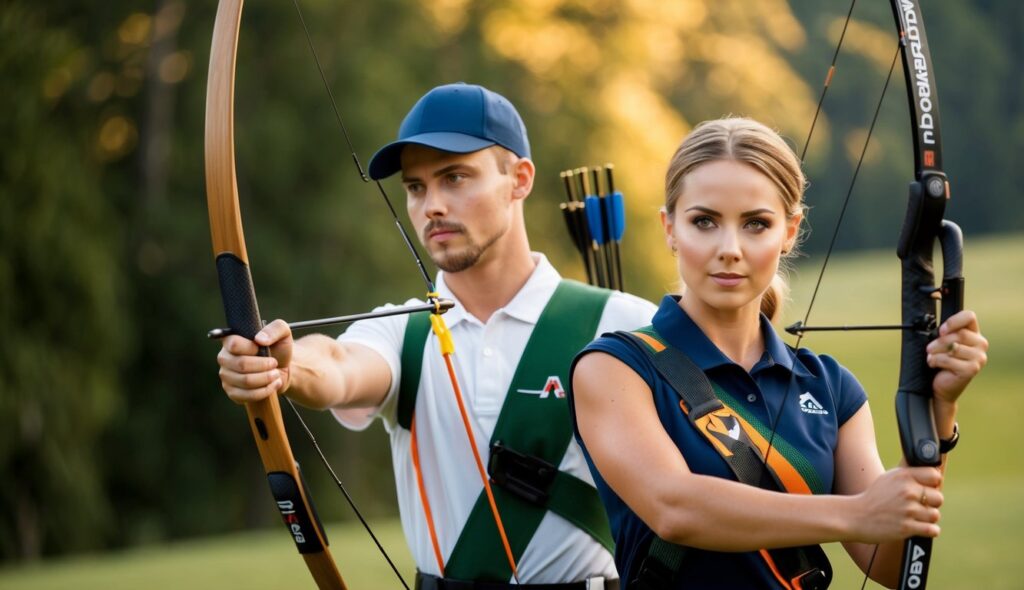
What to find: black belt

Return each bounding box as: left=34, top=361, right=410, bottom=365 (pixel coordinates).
left=415, top=572, right=620, bottom=590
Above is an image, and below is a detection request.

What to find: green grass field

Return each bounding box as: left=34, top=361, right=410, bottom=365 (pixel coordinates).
left=783, top=233, right=1024, bottom=589
left=2, top=234, right=1021, bottom=589
left=0, top=520, right=416, bottom=589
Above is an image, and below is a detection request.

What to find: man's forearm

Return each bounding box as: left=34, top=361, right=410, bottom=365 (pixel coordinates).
left=285, top=334, right=352, bottom=410
left=285, top=334, right=392, bottom=411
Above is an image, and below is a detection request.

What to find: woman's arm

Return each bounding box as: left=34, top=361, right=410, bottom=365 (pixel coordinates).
left=572, top=351, right=941, bottom=553
left=832, top=404, right=944, bottom=587
left=833, top=309, right=988, bottom=586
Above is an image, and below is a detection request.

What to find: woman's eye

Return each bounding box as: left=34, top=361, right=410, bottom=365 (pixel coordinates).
left=745, top=218, right=770, bottom=231
left=693, top=216, right=715, bottom=229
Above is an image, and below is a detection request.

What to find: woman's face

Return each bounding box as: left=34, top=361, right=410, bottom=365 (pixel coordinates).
left=662, top=159, right=801, bottom=316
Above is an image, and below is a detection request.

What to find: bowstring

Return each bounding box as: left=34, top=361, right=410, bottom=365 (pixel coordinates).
left=267, top=1, right=463, bottom=587
left=284, top=1, right=911, bottom=586
left=290, top=0, right=436, bottom=296
left=283, top=398, right=411, bottom=590
left=799, top=0, right=859, bottom=164
left=288, top=4, right=531, bottom=581
left=757, top=3, right=903, bottom=587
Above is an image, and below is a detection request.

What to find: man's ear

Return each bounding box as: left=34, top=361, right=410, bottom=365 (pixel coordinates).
left=510, top=157, right=535, bottom=202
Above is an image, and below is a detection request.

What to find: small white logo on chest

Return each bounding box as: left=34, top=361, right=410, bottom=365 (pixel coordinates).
left=516, top=376, right=565, bottom=399
left=798, top=392, right=829, bottom=415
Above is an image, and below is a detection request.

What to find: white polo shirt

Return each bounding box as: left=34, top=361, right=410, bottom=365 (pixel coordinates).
left=334, top=253, right=656, bottom=583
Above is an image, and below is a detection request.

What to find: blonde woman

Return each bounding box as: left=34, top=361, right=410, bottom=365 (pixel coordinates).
left=569, top=118, right=987, bottom=589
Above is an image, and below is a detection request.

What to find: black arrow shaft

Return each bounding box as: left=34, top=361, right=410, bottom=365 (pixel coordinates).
left=208, top=299, right=455, bottom=339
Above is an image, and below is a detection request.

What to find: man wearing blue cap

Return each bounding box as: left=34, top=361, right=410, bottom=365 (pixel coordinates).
left=217, top=83, right=655, bottom=588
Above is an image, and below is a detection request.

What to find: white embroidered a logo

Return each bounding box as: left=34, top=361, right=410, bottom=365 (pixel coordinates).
left=798, top=392, right=829, bottom=415
left=516, top=376, right=566, bottom=399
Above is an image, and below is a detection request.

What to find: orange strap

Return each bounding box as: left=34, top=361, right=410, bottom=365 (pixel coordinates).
left=440, top=351, right=520, bottom=582
left=681, top=401, right=812, bottom=495
left=410, top=417, right=445, bottom=575
left=409, top=313, right=519, bottom=581
left=760, top=549, right=796, bottom=590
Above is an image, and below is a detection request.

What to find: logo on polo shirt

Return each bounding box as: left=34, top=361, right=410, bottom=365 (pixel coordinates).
left=799, top=392, right=829, bottom=415
left=516, top=376, right=565, bottom=399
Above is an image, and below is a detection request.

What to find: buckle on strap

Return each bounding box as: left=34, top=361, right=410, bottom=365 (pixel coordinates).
left=791, top=568, right=828, bottom=590
left=487, top=441, right=558, bottom=505
left=629, top=557, right=675, bottom=590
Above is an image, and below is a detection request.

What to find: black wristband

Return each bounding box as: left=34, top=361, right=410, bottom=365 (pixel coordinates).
left=939, top=422, right=959, bottom=454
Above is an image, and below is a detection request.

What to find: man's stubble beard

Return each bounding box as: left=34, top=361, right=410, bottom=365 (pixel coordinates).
left=429, top=224, right=507, bottom=273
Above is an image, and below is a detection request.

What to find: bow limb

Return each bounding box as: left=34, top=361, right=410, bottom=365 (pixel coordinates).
left=205, top=0, right=346, bottom=587
left=766, top=1, right=963, bottom=586
left=889, top=1, right=963, bottom=587
left=282, top=3, right=522, bottom=577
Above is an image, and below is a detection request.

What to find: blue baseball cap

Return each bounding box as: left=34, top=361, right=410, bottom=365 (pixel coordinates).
left=368, top=83, right=531, bottom=180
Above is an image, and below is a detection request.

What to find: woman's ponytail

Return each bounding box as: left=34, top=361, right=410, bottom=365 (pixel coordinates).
left=760, top=273, right=789, bottom=323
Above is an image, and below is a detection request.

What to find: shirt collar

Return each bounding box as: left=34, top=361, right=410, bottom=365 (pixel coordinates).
left=759, top=313, right=813, bottom=377
left=651, top=295, right=812, bottom=377
left=434, top=252, right=560, bottom=327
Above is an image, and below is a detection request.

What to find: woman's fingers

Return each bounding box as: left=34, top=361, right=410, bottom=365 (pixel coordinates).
left=939, top=310, right=979, bottom=336
left=855, top=467, right=944, bottom=542
left=918, top=486, right=944, bottom=511
left=908, top=466, right=943, bottom=489
left=924, top=309, right=988, bottom=401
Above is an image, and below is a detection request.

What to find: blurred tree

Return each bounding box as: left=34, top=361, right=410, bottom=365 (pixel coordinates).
left=0, top=0, right=1017, bottom=562
left=0, top=3, right=127, bottom=558
left=105, top=0, right=815, bottom=552
left=467, top=0, right=818, bottom=296
left=785, top=0, right=1024, bottom=252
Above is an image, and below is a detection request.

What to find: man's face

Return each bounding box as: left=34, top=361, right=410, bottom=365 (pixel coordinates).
left=400, top=145, right=519, bottom=273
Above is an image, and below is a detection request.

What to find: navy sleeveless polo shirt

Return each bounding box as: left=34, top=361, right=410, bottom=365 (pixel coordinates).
left=568, top=296, right=867, bottom=589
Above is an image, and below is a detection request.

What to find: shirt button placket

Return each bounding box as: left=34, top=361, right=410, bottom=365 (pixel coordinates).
left=477, top=325, right=501, bottom=417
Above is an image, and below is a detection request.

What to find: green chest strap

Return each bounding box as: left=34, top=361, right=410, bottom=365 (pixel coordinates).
left=398, top=310, right=432, bottom=431
left=398, top=280, right=614, bottom=581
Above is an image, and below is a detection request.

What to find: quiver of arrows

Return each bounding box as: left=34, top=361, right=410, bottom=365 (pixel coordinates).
left=559, top=164, right=625, bottom=290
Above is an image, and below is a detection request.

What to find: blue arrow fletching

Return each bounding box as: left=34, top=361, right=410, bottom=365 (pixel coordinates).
left=585, top=195, right=606, bottom=244
left=610, top=191, right=625, bottom=241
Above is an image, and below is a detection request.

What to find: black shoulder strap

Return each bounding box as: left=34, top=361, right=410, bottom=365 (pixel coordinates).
left=612, top=329, right=832, bottom=590
left=615, top=331, right=782, bottom=491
